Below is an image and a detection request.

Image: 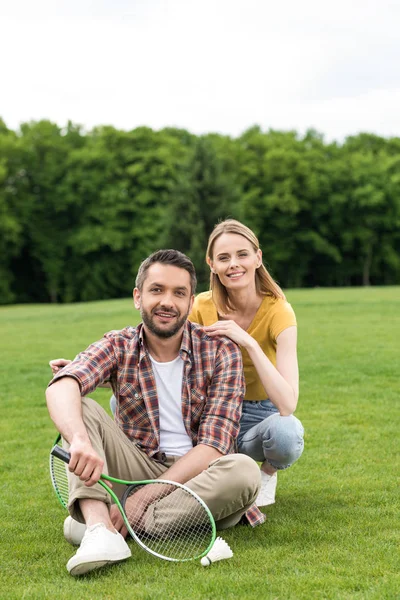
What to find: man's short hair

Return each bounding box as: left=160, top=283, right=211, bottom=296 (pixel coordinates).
left=135, top=249, right=197, bottom=294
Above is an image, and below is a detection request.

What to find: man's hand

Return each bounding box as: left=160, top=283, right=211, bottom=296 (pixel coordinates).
left=68, top=439, right=104, bottom=487
left=110, top=484, right=168, bottom=537
left=110, top=493, right=147, bottom=538
left=111, top=504, right=128, bottom=537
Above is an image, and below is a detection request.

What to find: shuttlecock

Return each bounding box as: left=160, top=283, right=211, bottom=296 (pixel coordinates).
left=200, top=536, right=233, bottom=566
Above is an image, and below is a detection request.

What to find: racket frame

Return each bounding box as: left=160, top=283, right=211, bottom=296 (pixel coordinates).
left=50, top=433, right=69, bottom=509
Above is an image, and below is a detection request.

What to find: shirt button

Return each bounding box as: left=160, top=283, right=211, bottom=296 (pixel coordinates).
left=200, top=395, right=204, bottom=400
left=134, top=393, right=139, bottom=398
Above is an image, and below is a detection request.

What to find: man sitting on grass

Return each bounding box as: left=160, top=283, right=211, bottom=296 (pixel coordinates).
left=46, top=249, right=264, bottom=576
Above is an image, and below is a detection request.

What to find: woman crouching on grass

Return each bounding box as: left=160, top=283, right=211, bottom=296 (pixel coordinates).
left=188, top=219, right=304, bottom=507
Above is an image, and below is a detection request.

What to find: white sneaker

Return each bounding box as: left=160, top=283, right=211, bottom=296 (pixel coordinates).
left=255, top=471, right=278, bottom=507
left=64, top=516, right=87, bottom=546
left=66, top=523, right=131, bottom=576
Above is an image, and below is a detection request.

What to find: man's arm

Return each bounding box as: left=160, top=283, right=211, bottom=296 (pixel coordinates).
left=157, top=444, right=222, bottom=483
left=111, top=443, right=223, bottom=536
left=46, top=377, right=105, bottom=486
left=46, top=335, right=118, bottom=484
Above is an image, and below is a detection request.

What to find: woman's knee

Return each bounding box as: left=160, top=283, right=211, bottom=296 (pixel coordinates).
left=267, top=412, right=303, bottom=439
left=261, top=413, right=304, bottom=467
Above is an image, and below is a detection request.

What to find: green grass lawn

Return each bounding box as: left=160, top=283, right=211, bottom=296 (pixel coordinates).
left=0, top=287, right=399, bottom=600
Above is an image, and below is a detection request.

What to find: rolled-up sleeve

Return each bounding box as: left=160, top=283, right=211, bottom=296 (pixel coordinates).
left=47, top=337, right=117, bottom=396
left=197, top=340, right=245, bottom=454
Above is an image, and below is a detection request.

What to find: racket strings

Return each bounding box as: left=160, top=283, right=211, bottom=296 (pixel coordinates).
left=123, top=483, right=214, bottom=560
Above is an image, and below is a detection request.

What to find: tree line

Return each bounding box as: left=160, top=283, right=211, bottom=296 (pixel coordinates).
left=1, top=118, right=399, bottom=304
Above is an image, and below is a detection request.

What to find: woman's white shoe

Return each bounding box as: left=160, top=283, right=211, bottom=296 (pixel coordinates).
left=255, top=471, right=278, bottom=507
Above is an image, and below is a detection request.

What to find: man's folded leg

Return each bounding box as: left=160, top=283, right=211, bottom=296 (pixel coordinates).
left=63, top=397, right=168, bottom=575
left=185, top=453, right=261, bottom=529
left=142, top=454, right=261, bottom=536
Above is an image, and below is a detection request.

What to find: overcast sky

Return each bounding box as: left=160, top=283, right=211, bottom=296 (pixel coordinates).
left=1, top=0, right=400, bottom=141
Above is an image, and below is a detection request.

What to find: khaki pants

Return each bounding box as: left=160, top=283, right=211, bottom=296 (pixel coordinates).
left=67, top=397, right=261, bottom=530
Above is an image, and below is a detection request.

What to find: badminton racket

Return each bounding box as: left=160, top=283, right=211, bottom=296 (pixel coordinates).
left=50, top=443, right=216, bottom=562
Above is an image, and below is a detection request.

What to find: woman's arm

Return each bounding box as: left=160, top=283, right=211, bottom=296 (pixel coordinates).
left=251, top=326, right=298, bottom=415
left=203, top=321, right=299, bottom=415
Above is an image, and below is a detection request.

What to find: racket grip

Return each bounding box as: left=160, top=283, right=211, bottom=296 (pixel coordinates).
left=51, top=445, right=71, bottom=464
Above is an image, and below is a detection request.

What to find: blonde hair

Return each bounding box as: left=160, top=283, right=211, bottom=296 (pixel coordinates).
left=206, top=219, right=285, bottom=314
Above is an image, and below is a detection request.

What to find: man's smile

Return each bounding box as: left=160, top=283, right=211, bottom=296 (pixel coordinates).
left=153, top=310, right=178, bottom=321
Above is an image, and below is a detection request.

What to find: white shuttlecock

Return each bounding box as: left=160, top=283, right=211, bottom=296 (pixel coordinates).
left=200, top=536, right=233, bottom=566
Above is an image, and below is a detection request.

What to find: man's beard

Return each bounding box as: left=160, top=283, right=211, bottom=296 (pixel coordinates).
left=141, top=307, right=189, bottom=339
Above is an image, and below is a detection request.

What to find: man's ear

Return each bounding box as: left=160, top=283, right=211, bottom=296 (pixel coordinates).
left=133, top=288, right=141, bottom=310
left=189, top=294, right=194, bottom=314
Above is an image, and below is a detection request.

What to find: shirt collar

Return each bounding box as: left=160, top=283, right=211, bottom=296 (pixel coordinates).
left=137, top=321, right=192, bottom=362
left=180, top=321, right=192, bottom=361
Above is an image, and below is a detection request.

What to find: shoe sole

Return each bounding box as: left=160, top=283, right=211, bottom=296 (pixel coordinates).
left=67, top=551, right=132, bottom=576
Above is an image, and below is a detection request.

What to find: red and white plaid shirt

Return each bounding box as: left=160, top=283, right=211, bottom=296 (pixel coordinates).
left=49, top=320, right=265, bottom=527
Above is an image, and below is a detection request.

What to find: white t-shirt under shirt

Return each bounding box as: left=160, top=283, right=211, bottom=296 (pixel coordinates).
left=149, top=355, right=193, bottom=457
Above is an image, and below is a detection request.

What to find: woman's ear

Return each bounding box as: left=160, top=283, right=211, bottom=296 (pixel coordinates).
left=256, top=249, right=262, bottom=268
left=207, top=257, right=215, bottom=273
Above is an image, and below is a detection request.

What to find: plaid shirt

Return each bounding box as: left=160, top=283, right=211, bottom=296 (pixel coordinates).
left=49, top=320, right=265, bottom=527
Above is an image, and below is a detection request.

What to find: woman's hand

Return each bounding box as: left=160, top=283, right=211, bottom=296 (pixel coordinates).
left=49, top=357, right=112, bottom=388
left=49, top=358, right=72, bottom=375
left=203, top=320, right=254, bottom=349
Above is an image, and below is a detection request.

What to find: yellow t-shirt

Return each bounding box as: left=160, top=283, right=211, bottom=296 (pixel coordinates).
left=189, top=291, right=297, bottom=401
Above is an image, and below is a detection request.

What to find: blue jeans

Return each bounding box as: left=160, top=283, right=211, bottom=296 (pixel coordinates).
left=110, top=394, right=117, bottom=415
left=238, top=400, right=304, bottom=470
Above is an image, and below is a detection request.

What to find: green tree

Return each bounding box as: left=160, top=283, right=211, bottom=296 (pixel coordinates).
left=161, top=135, right=241, bottom=289
left=237, top=127, right=341, bottom=288
left=0, top=121, right=33, bottom=303
left=60, top=126, right=189, bottom=302
left=336, top=135, right=400, bottom=285
left=1, top=119, right=400, bottom=304
left=12, top=120, right=86, bottom=302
